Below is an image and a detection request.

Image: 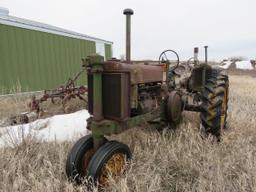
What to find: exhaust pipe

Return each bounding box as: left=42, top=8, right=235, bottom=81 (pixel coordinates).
left=204, top=45, right=208, bottom=64
left=123, top=8, right=134, bottom=63
left=194, top=47, right=199, bottom=65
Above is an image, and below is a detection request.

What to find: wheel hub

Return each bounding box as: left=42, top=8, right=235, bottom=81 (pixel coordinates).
left=81, top=148, right=95, bottom=176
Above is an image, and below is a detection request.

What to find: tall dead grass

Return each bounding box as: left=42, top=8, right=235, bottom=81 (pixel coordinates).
left=0, top=75, right=256, bottom=192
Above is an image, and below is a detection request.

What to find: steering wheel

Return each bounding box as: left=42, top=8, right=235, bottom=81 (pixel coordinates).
left=186, top=57, right=195, bottom=70
left=187, top=57, right=195, bottom=68
left=158, top=49, right=180, bottom=71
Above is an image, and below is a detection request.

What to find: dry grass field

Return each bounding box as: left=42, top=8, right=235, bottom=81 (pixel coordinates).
left=0, top=74, right=256, bottom=192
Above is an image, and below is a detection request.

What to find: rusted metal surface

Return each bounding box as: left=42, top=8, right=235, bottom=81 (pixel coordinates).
left=166, top=91, right=182, bottom=124
left=28, top=86, right=87, bottom=115
left=104, top=60, right=163, bottom=84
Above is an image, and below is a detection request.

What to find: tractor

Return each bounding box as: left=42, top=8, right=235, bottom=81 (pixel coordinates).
left=65, top=8, right=229, bottom=187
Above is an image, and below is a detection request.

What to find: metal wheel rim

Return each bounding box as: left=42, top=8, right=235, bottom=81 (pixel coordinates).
left=81, top=148, right=94, bottom=176
left=99, top=153, right=126, bottom=187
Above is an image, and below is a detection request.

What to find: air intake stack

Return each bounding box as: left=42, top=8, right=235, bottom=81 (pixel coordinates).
left=194, top=47, right=199, bottom=65
left=123, top=8, right=134, bottom=63
left=204, top=45, right=208, bottom=64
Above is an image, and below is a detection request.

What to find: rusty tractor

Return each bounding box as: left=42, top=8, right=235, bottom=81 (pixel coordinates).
left=66, top=8, right=229, bottom=187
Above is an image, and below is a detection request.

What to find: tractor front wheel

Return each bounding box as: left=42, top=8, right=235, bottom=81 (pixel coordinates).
left=87, top=141, right=131, bottom=187
left=66, top=134, right=107, bottom=183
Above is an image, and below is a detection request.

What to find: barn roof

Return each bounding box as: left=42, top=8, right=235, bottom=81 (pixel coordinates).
left=0, top=7, right=112, bottom=45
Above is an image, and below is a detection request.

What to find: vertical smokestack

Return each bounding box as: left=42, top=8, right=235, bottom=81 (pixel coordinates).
left=123, top=8, right=134, bottom=63
left=204, top=45, right=208, bottom=64
left=194, top=47, right=199, bottom=65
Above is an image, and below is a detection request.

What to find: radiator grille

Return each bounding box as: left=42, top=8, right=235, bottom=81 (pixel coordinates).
left=88, top=72, right=130, bottom=121
left=88, top=74, right=94, bottom=114
left=103, top=74, right=122, bottom=118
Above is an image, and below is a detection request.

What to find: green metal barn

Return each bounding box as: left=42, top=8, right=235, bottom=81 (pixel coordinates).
left=0, top=7, right=113, bottom=94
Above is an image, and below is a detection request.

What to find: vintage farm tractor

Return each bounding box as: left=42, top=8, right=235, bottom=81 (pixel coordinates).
left=66, top=9, right=229, bottom=187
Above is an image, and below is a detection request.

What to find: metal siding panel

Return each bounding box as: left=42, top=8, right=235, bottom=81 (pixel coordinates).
left=72, top=38, right=78, bottom=75
left=86, top=41, right=90, bottom=56
left=60, top=35, right=68, bottom=80
left=34, top=31, right=43, bottom=90
left=84, top=41, right=88, bottom=57
left=45, top=33, right=52, bottom=88
left=58, top=35, right=67, bottom=82
left=0, top=24, right=8, bottom=92
left=92, top=41, right=97, bottom=55
left=89, top=41, right=94, bottom=55
left=21, top=28, right=31, bottom=91
left=69, top=38, right=75, bottom=79
left=4, top=25, right=12, bottom=90
left=59, top=35, right=67, bottom=83
left=77, top=39, right=87, bottom=85
left=47, top=34, right=59, bottom=88
left=48, top=34, right=55, bottom=84
left=28, top=29, right=38, bottom=90
left=72, top=38, right=79, bottom=73
left=45, top=32, right=55, bottom=88
left=6, top=27, right=14, bottom=88
left=0, top=25, right=3, bottom=92
left=79, top=39, right=86, bottom=85
left=77, top=39, right=83, bottom=85
left=75, top=39, right=82, bottom=85
left=66, top=37, right=73, bottom=76
left=0, top=25, right=8, bottom=93
left=57, top=35, right=64, bottom=81
left=14, top=27, right=23, bottom=90
left=0, top=24, right=105, bottom=93
left=41, top=32, right=51, bottom=89
left=23, top=28, right=34, bottom=91
left=64, top=36, right=71, bottom=79
left=105, top=44, right=112, bottom=60
left=10, top=26, right=23, bottom=90
left=53, top=35, right=62, bottom=84
left=35, top=29, right=47, bottom=89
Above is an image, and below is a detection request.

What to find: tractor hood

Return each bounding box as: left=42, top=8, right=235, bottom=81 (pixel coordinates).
left=103, top=60, right=164, bottom=84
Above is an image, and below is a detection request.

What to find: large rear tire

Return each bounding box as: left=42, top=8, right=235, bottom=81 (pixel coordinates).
left=217, top=73, right=229, bottom=129
left=200, top=71, right=229, bottom=139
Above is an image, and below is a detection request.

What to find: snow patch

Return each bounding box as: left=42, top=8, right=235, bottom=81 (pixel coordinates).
left=235, top=60, right=254, bottom=70
left=218, top=61, right=232, bottom=69
left=0, top=110, right=90, bottom=147
left=216, top=60, right=255, bottom=70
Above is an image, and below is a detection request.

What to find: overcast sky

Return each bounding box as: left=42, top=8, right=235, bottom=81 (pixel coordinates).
left=1, top=0, right=256, bottom=61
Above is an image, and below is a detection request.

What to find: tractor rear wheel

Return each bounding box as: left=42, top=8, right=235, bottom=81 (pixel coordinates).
left=87, top=141, right=131, bottom=187
left=217, top=73, right=229, bottom=129
left=200, top=71, right=229, bottom=139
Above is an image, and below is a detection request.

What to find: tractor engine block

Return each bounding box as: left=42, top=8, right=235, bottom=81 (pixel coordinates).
left=131, top=83, right=161, bottom=116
